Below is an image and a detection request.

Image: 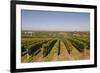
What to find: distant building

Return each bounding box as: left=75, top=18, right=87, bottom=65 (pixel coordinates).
left=24, top=31, right=35, bottom=36
left=73, top=32, right=80, bottom=37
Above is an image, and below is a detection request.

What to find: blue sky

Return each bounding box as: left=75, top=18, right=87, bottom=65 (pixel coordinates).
left=21, top=10, right=90, bottom=31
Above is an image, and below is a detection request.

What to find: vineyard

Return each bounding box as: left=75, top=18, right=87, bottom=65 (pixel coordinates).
left=21, top=31, right=90, bottom=63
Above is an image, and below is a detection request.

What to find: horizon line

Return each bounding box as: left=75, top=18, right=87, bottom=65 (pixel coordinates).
left=21, top=30, right=90, bottom=32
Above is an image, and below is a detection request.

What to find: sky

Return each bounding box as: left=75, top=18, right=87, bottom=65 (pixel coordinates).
left=21, top=10, right=90, bottom=31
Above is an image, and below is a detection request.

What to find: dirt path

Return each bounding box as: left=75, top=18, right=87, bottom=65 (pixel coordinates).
left=69, top=46, right=81, bottom=60
left=79, top=49, right=90, bottom=60
left=57, top=41, right=74, bottom=61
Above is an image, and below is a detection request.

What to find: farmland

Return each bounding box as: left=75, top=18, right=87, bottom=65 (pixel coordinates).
left=21, top=31, right=90, bottom=63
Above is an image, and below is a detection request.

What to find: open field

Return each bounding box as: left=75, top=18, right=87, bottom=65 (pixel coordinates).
left=21, top=31, right=90, bottom=63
